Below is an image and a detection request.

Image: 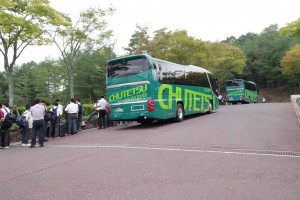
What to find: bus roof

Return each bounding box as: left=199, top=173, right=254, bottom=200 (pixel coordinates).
left=108, top=54, right=212, bottom=74
left=185, top=65, right=210, bottom=73
left=227, top=79, right=257, bottom=85
left=107, top=54, right=148, bottom=64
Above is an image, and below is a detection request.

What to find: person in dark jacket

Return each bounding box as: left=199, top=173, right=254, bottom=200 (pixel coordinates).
left=1, top=102, right=11, bottom=149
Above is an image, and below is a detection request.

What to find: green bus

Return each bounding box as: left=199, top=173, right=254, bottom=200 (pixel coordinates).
left=106, top=54, right=219, bottom=124
left=226, top=79, right=259, bottom=104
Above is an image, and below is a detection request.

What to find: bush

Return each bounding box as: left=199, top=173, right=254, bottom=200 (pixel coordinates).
left=82, top=104, right=95, bottom=117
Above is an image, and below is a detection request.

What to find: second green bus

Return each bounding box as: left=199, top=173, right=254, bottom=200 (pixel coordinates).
left=226, top=79, right=259, bottom=104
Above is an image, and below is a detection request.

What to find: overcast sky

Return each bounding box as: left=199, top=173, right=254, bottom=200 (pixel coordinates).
left=1, top=0, right=300, bottom=70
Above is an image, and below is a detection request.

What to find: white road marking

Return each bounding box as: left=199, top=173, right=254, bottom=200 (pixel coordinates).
left=47, top=144, right=300, bottom=158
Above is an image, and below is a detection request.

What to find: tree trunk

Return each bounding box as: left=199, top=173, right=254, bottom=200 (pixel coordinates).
left=88, top=87, right=93, bottom=103
left=69, top=75, right=74, bottom=98
left=7, top=71, right=14, bottom=107
left=69, top=63, right=75, bottom=98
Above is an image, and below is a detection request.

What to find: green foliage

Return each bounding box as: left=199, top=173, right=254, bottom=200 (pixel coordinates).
left=10, top=59, right=68, bottom=106
left=74, top=47, right=116, bottom=103
left=147, top=29, right=209, bottom=66
left=8, top=46, right=115, bottom=107
left=125, top=27, right=245, bottom=88
left=13, top=61, right=37, bottom=105
left=206, top=42, right=246, bottom=87
left=0, top=0, right=70, bottom=106
left=280, top=19, right=300, bottom=38
left=48, top=6, right=115, bottom=98
left=82, top=104, right=95, bottom=117
left=123, top=24, right=150, bottom=55
left=126, top=27, right=211, bottom=66
left=281, top=44, right=300, bottom=85
left=0, top=71, right=8, bottom=102
left=225, top=24, right=296, bottom=88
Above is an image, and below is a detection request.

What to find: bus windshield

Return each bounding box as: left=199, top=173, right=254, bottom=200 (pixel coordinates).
left=226, top=80, right=243, bottom=87
left=108, top=57, right=149, bottom=78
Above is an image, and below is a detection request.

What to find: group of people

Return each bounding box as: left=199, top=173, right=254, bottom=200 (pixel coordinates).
left=86, top=95, right=109, bottom=129
left=0, top=97, right=85, bottom=149
left=218, top=95, right=228, bottom=105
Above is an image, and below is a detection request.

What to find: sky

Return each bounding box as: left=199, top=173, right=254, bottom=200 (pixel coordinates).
left=1, top=0, right=300, bottom=70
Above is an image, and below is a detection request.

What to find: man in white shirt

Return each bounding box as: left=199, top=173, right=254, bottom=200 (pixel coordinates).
left=65, top=98, right=78, bottom=135
left=55, top=99, right=63, bottom=136
left=55, top=99, right=63, bottom=117
left=30, top=98, right=46, bottom=148
left=98, top=95, right=108, bottom=129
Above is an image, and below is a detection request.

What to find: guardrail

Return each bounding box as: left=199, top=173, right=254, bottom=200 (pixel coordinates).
left=291, top=95, right=300, bottom=104
left=296, top=97, right=300, bottom=105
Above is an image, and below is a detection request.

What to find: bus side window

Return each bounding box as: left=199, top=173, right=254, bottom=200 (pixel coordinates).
left=156, top=61, right=163, bottom=82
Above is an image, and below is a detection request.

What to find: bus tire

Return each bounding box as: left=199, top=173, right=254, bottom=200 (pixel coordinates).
left=175, top=103, right=184, bottom=122
left=207, top=101, right=213, bottom=114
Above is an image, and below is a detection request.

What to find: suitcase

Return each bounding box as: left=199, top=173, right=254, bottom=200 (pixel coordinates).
left=59, top=123, right=66, bottom=137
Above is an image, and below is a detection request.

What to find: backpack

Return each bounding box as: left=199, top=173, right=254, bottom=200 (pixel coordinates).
left=44, top=110, right=51, bottom=122
left=50, top=108, right=58, bottom=123
left=78, top=104, right=83, bottom=114
left=16, top=116, right=27, bottom=127
left=1, top=108, right=16, bottom=129
left=15, top=110, right=28, bottom=127
left=6, top=109, right=16, bottom=122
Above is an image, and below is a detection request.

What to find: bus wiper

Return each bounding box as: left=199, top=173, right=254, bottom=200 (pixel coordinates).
left=110, top=73, right=120, bottom=77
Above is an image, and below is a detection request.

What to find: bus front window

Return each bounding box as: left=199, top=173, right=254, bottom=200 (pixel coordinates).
left=226, top=80, right=243, bottom=87
left=108, top=58, right=149, bottom=78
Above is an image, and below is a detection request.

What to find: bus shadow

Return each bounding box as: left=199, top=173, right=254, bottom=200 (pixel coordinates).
left=115, top=113, right=208, bottom=130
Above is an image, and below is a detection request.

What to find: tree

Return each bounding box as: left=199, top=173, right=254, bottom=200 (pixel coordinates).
left=74, top=47, right=116, bottom=103
left=281, top=44, right=300, bottom=87
left=279, top=19, right=300, bottom=38
left=0, top=71, right=8, bottom=103
left=13, top=61, right=37, bottom=105
left=125, top=27, right=245, bottom=86
left=224, top=33, right=259, bottom=81
left=255, top=25, right=293, bottom=88
left=124, top=24, right=150, bottom=55
left=150, top=29, right=208, bottom=66
left=226, top=25, right=295, bottom=88
left=206, top=42, right=246, bottom=88
left=48, top=7, right=115, bottom=98
left=0, top=0, right=69, bottom=106
left=142, top=28, right=209, bottom=66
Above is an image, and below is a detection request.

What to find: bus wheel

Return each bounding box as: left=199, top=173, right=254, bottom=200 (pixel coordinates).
left=175, top=103, right=184, bottom=122
left=207, top=101, right=213, bottom=114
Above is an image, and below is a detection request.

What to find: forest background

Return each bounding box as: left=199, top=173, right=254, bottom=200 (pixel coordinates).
left=1, top=0, right=300, bottom=108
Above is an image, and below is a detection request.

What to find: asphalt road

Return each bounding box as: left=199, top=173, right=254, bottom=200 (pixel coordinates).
left=1, top=102, right=300, bottom=200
